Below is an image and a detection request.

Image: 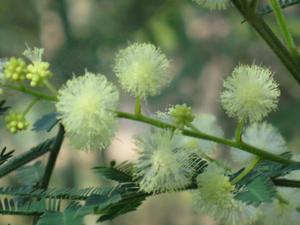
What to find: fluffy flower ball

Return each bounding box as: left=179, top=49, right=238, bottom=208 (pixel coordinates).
left=231, top=122, right=287, bottom=165
left=221, top=64, right=280, bottom=122
left=56, top=72, right=119, bottom=151
left=192, top=164, right=257, bottom=225
left=114, top=43, right=170, bottom=98
left=134, top=129, right=192, bottom=193
left=193, top=0, right=229, bottom=10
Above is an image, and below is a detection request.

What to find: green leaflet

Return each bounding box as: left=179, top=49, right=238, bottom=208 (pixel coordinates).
left=93, top=161, right=134, bottom=183
left=32, top=112, right=59, bottom=132
left=235, top=175, right=277, bottom=206
left=0, top=147, right=14, bottom=166
left=15, top=161, right=44, bottom=186
left=0, top=197, right=61, bottom=215
left=37, top=202, right=84, bottom=225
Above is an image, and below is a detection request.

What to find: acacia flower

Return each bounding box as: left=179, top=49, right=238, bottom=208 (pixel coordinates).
left=114, top=43, right=170, bottom=98
left=231, top=122, right=287, bottom=165
left=134, top=129, right=192, bottom=193
left=192, top=163, right=258, bottom=225
left=184, top=114, right=223, bottom=156
left=193, top=0, right=229, bottom=10
left=221, top=64, right=280, bottom=122
left=258, top=199, right=300, bottom=225
left=56, top=72, right=119, bottom=151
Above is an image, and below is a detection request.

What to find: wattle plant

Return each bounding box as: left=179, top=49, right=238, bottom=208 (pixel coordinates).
left=1, top=1, right=300, bottom=225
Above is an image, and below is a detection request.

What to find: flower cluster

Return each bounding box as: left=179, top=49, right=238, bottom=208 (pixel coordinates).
left=114, top=43, right=170, bottom=99
left=134, top=129, right=192, bottom=193
left=221, top=64, right=280, bottom=123
left=168, top=104, right=194, bottom=128
left=5, top=111, right=29, bottom=134
left=4, top=57, right=27, bottom=82
left=1, top=47, right=53, bottom=87
left=192, top=164, right=258, bottom=225
left=56, top=72, right=119, bottom=151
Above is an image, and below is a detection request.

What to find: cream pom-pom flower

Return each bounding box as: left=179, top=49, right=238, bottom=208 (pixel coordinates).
left=134, top=128, right=192, bottom=193
left=56, top=72, right=119, bottom=151
left=221, top=64, right=280, bottom=122
left=193, top=0, right=229, bottom=10
left=184, top=113, right=223, bottom=156
left=192, top=163, right=258, bottom=225
left=114, top=43, right=170, bottom=98
left=231, top=122, right=287, bottom=165
left=258, top=199, right=300, bottom=225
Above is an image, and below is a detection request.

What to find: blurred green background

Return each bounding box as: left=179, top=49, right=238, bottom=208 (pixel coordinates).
left=0, top=0, right=299, bottom=224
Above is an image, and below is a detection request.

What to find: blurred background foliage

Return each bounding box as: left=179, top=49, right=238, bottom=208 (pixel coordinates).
left=0, top=0, right=299, bottom=224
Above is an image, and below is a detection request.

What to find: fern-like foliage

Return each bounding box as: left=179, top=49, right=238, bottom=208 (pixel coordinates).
left=259, top=0, right=300, bottom=16
left=0, top=197, right=61, bottom=215
left=0, top=147, right=14, bottom=166
left=37, top=202, right=84, bottom=225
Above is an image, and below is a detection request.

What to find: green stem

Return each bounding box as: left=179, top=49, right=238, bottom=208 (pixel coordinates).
left=0, top=82, right=57, bottom=101
left=135, top=96, right=142, bottom=115
left=230, top=0, right=300, bottom=85
left=272, top=178, right=300, bottom=188
left=0, top=138, right=56, bottom=177
left=43, top=79, right=58, bottom=96
left=40, top=124, right=65, bottom=189
left=22, top=97, right=40, bottom=116
left=231, top=157, right=261, bottom=184
left=235, top=119, right=244, bottom=143
left=270, top=0, right=299, bottom=57
left=116, top=111, right=298, bottom=165
left=32, top=125, right=65, bottom=224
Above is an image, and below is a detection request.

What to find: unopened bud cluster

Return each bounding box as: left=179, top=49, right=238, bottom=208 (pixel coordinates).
left=2, top=47, right=52, bottom=87
left=4, top=57, right=27, bottom=82
left=168, top=104, right=194, bottom=128
left=5, top=111, right=29, bottom=134
left=27, top=62, right=52, bottom=86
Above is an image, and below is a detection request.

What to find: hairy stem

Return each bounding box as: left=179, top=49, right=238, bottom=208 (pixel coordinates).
left=270, top=0, right=299, bottom=57
left=116, top=111, right=298, bottom=165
